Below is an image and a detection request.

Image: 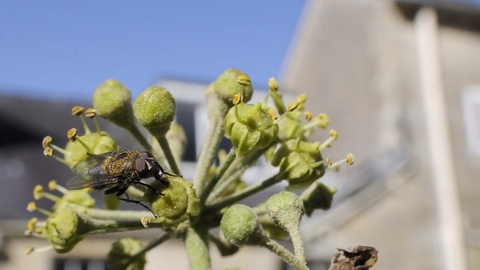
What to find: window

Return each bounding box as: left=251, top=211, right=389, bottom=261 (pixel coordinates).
left=53, top=258, right=106, bottom=270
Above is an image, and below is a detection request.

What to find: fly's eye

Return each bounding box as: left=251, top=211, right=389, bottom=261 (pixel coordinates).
left=138, top=151, right=155, bottom=159
left=135, top=158, right=152, bottom=178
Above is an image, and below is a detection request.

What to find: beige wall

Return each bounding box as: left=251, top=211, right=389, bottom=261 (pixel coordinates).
left=279, top=0, right=480, bottom=268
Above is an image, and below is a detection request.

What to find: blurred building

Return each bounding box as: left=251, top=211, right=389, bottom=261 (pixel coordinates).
left=282, top=0, right=480, bottom=269
left=2, top=0, right=480, bottom=269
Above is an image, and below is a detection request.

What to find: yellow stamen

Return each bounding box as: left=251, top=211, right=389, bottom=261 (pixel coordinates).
left=48, top=180, right=57, bottom=190
left=268, top=77, right=279, bottom=92
left=71, top=106, right=85, bottom=116
left=346, top=153, right=354, bottom=165
left=27, top=202, right=36, bottom=212
left=43, top=147, right=71, bottom=165
left=141, top=216, right=151, bottom=228
left=304, top=111, right=312, bottom=121
left=43, top=147, right=54, bottom=157
left=237, top=75, right=251, bottom=86
left=232, top=93, right=243, bottom=105
left=33, top=185, right=43, bottom=200
left=24, top=246, right=35, bottom=255
left=85, top=108, right=96, bottom=118
left=325, top=157, right=332, bottom=167
left=27, top=217, right=38, bottom=230
left=42, top=139, right=67, bottom=155
left=24, top=230, right=33, bottom=237
left=48, top=180, right=67, bottom=194
left=67, top=128, right=78, bottom=142
left=267, top=108, right=277, bottom=119
left=67, top=128, right=92, bottom=153
left=329, top=129, right=338, bottom=140
left=87, top=108, right=102, bottom=134
left=42, top=136, right=52, bottom=149
left=27, top=202, right=52, bottom=216
left=72, top=106, right=91, bottom=134
left=296, top=94, right=307, bottom=104
left=287, top=101, right=299, bottom=112
left=316, top=113, right=329, bottom=129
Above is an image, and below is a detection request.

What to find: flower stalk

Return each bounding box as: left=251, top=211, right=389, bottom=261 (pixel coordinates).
left=32, top=69, right=359, bottom=270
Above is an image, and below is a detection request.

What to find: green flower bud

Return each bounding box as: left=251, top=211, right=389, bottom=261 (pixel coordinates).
left=224, top=103, right=278, bottom=156
left=64, top=131, right=118, bottom=167
left=45, top=206, right=85, bottom=253
left=133, top=86, right=176, bottom=137
left=93, top=79, right=137, bottom=130
left=107, top=237, right=146, bottom=270
left=214, top=69, right=253, bottom=104
left=149, top=176, right=199, bottom=229
left=300, top=182, right=337, bottom=216
left=266, top=192, right=305, bottom=232
left=52, top=190, right=96, bottom=213
left=272, top=139, right=325, bottom=190
left=220, top=204, right=266, bottom=246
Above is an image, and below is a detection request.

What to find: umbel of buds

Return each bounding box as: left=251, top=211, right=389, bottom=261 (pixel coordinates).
left=33, top=68, right=358, bottom=270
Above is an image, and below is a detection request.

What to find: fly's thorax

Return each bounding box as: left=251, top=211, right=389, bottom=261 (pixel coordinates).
left=101, top=150, right=139, bottom=175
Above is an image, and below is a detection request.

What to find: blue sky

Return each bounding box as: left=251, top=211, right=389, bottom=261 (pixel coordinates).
left=0, top=1, right=305, bottom=102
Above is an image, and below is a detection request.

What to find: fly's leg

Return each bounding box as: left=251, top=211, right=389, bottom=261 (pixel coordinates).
left=135, top=181, right=164, bottom=195
left=103, top=184, right=125, bottom=195
left=154, top=165, right=173, bottom=186
left=104, top=185, right=158, bottom=218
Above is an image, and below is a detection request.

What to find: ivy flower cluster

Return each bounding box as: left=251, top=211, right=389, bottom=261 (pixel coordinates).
left=26, top=68, right=355, bottom=270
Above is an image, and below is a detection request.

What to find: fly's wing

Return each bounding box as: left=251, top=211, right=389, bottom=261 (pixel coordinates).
left=67, top=153, right=118, bottom=190
left=66, top=174, right=117, bottom=190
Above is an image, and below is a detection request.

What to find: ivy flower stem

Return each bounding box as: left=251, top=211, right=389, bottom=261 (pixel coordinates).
left=82, top=216, right=163, bottom=234
left=207, top=147, right=269, bottom=203
left=155, top=134, right=181, bottom=175
left=85, top=209, right=153, bottom=220
left=262, top=236, right=308, bottom=270
left=127, top=125, right=152, bottom=152
left=207, top=166, right=245, bottom=203
left=185, top=224, right=212, bottom=270
left=193, top=115, right=224, bottom=195
left=209, top=139, right=277, bottom=203
left=270, top=91, right=287, bottom=115
left=290, top=226, right=306, bottom=265
left=199, top=148, right=236, bottom=206
left=204, top=174, right=282, bottom=214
